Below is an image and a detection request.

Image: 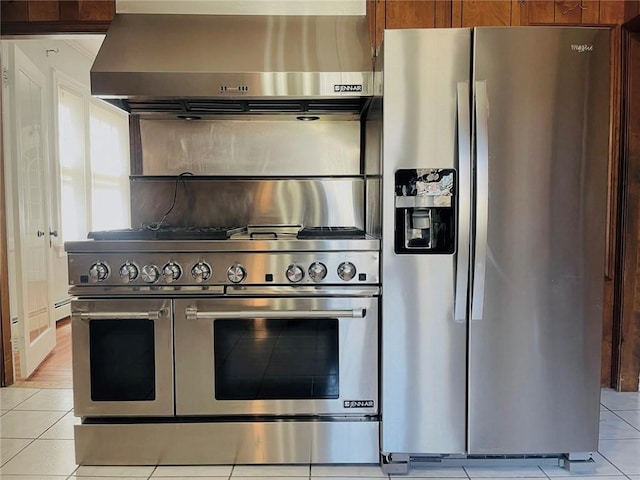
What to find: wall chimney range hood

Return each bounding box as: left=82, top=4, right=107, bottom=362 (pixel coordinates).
left=91, top=14, right=375, bottom=116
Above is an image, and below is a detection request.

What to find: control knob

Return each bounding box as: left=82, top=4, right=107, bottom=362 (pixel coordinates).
left=141, top=264, right=160, bottom=284
left=162, top=262, right=182, bottom=283
left=286, top=264, right=305, bottom=283
left=337, top=262, right=357, bottom=281
left=191, top=262, right=212, bottom=283
left=308, top=262, right=327, bottom=282
left=88, top=261, right=110, bottom=283
left=227, top=264, right=246, bottom=284
left=119, top=262, right=139, bottom=283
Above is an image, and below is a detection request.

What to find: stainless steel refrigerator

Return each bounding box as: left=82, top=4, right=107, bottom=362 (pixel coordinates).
left=381, top=27, right=610, bottom=464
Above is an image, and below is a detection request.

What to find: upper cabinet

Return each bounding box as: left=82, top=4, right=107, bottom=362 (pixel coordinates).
left=0, top=0, right=115, bottom=34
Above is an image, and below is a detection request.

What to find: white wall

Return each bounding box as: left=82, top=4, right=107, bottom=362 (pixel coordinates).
left=117, top=0, right=365, bottom=15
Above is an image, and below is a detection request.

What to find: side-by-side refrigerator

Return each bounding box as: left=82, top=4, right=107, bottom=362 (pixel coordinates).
left=381, top=27, right=610, bottom=461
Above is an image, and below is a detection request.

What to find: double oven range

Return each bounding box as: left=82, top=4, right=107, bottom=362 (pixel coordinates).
left=66, top=225, right=380, bottom=465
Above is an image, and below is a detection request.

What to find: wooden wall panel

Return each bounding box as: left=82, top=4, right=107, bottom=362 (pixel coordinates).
left=459, top=0, right=511, bottom=26
left=435, top=0, right=452, bottom=28
left=599, top=0, right=637, bottom=25
left=511, top=0, right=527, bottom=26
left=452, top=0, right=463, bottom=27
left=581, top=0, right=601, bottom=24
left=555, top=0, right=583, bottom=23
left=618, top=32, right=640, bottom=392
left=386, top=0, right=436, bottom=29
left=527, top=0, right=555, bottom=24
left=367, top=0, right=386, bottom=50
left=602, top=26, right=624, bottom=388
left=367, top=0, right=377, bottom=50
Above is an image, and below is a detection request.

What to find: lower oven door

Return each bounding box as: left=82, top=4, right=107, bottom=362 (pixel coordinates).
left=72, top=299, right=174, bottom=416
left=174, top=297, right=378, bottom=416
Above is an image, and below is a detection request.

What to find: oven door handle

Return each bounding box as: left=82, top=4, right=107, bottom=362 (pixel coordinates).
left=77, top=310, right=165, bottom=321
left=185, top=307, right=366, bottom=321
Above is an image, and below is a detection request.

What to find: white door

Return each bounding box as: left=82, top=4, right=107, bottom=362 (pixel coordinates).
left=3, top=45, right=56, bottom=378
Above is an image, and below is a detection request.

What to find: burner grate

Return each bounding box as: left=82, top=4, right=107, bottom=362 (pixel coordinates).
left=88, top=226, right=245, bottom=241
left=297, top=226, right=366, bottom=240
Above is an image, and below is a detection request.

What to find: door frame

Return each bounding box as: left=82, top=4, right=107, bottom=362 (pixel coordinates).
left=1, top=69, right=14, bottom=387
left=612, top=15, right=640, bottom=391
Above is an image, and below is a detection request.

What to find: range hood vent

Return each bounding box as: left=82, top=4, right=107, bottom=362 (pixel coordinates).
left=107, top=98, right=369, bottom=116
left=92, top=14, right=375, bottom=115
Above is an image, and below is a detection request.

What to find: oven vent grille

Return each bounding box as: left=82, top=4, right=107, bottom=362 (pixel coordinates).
left=106, top=98, right=369, bottom=117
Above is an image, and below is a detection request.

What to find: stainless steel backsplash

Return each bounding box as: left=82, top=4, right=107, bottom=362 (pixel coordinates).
left=130, top=178, right=365, bottom=228
left=139, top=119, right=361, bottom=176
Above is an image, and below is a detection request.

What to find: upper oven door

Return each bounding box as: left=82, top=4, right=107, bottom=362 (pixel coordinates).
left=174, top=297, right=378, bottom=416
left=72, top=299, right=174, bottom=417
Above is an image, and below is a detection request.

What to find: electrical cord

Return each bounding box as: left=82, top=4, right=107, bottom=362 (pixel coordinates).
left=145, top=172, right=194, bottom=230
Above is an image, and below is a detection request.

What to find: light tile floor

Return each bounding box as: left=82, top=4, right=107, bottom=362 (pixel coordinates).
left=0, top=388, right=638, bottom=479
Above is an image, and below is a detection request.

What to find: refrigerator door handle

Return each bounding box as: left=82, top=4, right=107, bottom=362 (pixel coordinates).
left=472, top=80, right=489, bottom=322
left=454, top=81, right=471, bottom=322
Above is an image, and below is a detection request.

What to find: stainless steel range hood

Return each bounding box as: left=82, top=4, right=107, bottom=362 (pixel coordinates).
left=91, top=14, right=375, bottom=116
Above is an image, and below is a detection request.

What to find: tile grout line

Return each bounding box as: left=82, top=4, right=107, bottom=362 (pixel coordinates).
left=0, top=387, right=42, bottom=412
left=594, top=447, right=629, bottom=478
left=0, top=436, right=37, bottom=468
left=608, top=410, right=640, bottom=434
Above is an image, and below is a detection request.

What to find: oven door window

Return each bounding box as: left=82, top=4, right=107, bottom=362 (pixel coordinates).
left=214, top=319, right=338, bottom=400
left=89, top=319, right=156, bottom=401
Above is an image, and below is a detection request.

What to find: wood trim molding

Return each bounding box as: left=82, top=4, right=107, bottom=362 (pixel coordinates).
left=0, top=20, right=111, bottom=35
left=602, top=26, right=624, bottom=388
left=0, top=87, right=15, bottom=387
left=129, top=115, right=143, bottom=176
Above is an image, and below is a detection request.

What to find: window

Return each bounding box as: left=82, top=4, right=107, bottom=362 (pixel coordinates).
left=56, top=80, right=129, bottom=243
left=89, top=101, right=130, bottom=232
left=58, top=86, right=87, bottom=242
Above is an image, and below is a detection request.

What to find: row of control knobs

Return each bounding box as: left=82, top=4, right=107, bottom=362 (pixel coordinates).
left=88, top=261, right=358, bottom=284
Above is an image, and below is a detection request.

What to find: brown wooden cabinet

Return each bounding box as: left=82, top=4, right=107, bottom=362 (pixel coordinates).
left=0, top=0, right=115, bottom=34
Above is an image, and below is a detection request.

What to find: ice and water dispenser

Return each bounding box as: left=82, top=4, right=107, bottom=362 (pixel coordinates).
left=394, top=168, right=456, bottom=254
